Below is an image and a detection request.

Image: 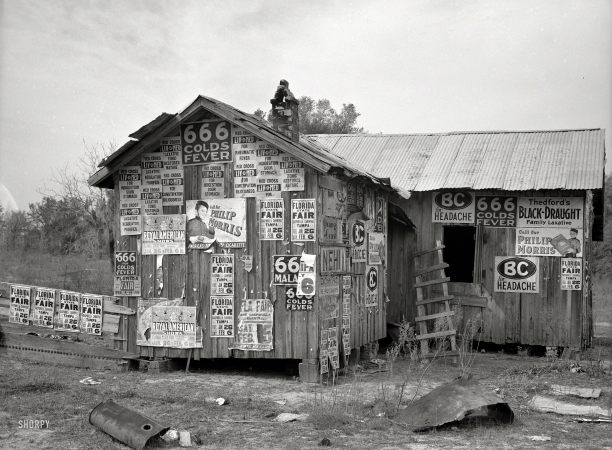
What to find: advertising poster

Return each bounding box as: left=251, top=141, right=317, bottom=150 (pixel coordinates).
left=350, top=219, right=367, bottom=263
left=32, top=288, right=55, bottom=328
left=279, top=154, right=305, bottom=192
left=320, top=246, right=349, bottom=274
left=160, top=136, right=182, bottom=153
left=150, top=305, right=198, bottom=348
left=114, top=251, right=141, bottom=297
left=233, top=127, right=258, bottom=197
left=431, top=191, right=475, bottom=224
left=368, top=232, right=385, bottom=265
left=328, top=327, right=340, bottom=369
left=141, top=185, right=163, bottom=216
left=374, top=195, right=385, bottom=232
left=260, top=198, right=284, bottom=240
left=516, top=228, right=583, bottom=257
left=561, top=258, right=582, bottom=290
left=229, top=299, right=274, bottom=351
left=9, top=284, right=30, bottom=325
left=210, top=296, right=234, bottom=337
left=321, top=216, right=341, bottom=243
left=201, top=164, right=225, bottom=198
left=319, top=276, right=340, bottom=320
left=494, top=256, right=539, bottom=293
left=142, top=152, right=163, bottom=186
left=142, top=214, right=186, bottom=255
left=273, top=255, right=301, bottom=285
left=296, top=253, right=316, bottom=296
left=211, top=254, right=234, bottom=295
left=291, top=199, right=316, bottom=242
left=285, top=286, right=314, bottom=311
left=80, top=294, right=103, bottom=335
left=118, top=166, right=142, bottom=235
left=255, top=144, right=282, bottom=196
left=342, top=315, right=350, bottom=354
left=56, top=291, right=80, bottom=332
left=475, top=196, right=517, bottom=227
left=137, top=298, right=184, bottom=346
left=181, top=120, right=232, bottom=165
left=160, top=140, right=184, bottom=207
left=365, top=266, right=379, bottom=307
left=323, top=187, right=347, bottom=219
left=320, top=329, right=329, bottom=374
left=186, top=198, right=246, bottom=250
left=342, top=275, right=351, bottom=316
left=517, top=197, right=583, bottom=229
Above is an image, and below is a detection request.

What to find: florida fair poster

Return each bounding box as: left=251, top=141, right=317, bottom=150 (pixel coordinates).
left=229, top=299, right=274, bottom=351
left=150, top=305, right=198, bottom=348
left=186, top=199, right=246, bottom=250
left=561, top=258, right=582, bottom=290
left=56, top=291, right=80, bottom=332
left=142, top=215, right=186, bottom=255
left=80, top=294, right=103, bottom=335
left=32, top=288, right=55, bottom=328
left=210, top=296, right=234, bottom=337
left=291, top=199, right=316, bottom=241
left=211, top=254, right=234, bottom=295
left=259, top=198, right=284, bottom=240
left=9, top=284, right=30, bottom=325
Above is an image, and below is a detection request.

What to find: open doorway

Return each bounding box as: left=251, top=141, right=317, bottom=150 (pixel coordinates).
left=443, top=226, right=476, bottom=283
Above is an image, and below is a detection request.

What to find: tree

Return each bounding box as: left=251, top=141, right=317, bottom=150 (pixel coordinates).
left=592, top=174, right=612, bottom=276
left=254, top=96, right=365, bottom=134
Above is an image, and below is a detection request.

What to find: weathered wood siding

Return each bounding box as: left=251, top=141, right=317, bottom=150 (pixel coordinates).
left=395, top=189, right=592, bottom=348
left=386, top=217, right=416, bottom=324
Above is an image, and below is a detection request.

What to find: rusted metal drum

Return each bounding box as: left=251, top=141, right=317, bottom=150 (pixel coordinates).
left=89, top=399, right=169, bottom=450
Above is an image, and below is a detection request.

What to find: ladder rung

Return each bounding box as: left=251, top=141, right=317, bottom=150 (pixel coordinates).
left=413, top=277, right=450, bottom=289
left=413, top=263, right=449, bottom=277
left=415, top=310, right=455, bottom=322
left=420, top=350, right=459, bottom=359
left=413, top=245, right=445, bottom=257
left=416, top=295, right=454, bottom=306
left=416, top=329, right=456, bottom=340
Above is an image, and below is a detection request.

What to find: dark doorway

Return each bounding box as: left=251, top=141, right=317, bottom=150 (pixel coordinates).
left=443, top=226, right=476, bottom=283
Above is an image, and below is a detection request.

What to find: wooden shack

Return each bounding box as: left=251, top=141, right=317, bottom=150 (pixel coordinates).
left=306, top=130, right=606, bottom=350
left=89, top=90, right=411, bottom=374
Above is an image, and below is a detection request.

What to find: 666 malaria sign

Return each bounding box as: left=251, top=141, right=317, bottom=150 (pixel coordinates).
left=494, top=256, right=539, bottom=293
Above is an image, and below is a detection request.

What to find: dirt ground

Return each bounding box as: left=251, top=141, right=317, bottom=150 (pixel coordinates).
left=1, top=345, right=611, bottom=450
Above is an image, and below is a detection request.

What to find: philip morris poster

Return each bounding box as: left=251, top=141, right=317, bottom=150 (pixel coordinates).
left=517, top=197, right=583, bottom=229
left=229, top=299, right=274, bottom=351
left=142, top=215, right=186, bottom=255
left=186, top=198, right=246, bottom=250
left=150, top=305, right=198, bottom=348
left=80, top=294, right=103, bottom=335
left=32, top=288, right=55, bottom=328
left=516, top=227, right=583, bottom=258
left=9, top=284, right=31, bottom=325
left=210, top=296, right=234, bottom=337
left=431, top=191, right=475, bottom=224
left=494, top=256, right=539, bottom=293
left=56, top=291, right=80, bottom=332
left=561, top=258, right=582, bottom=290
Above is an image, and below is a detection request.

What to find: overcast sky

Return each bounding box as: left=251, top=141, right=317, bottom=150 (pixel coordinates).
left=1, top=0, right=610, bottom=210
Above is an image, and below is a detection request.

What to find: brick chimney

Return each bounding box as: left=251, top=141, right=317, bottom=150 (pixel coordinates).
left=270, top=79, right=299, bottom=142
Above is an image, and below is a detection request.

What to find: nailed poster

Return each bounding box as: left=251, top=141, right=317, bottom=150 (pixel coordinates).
left=494, top=256, right=539, bottom=293
left=516, top=227, right=583, bottom=257
left=328, top=327, right=340, bottom=369
left=561, top=258, right=582, bottom=290
left=142, top=214, right=186, bottom=255
left=137, top=298, right=184, bottom=346
left=260, top=198, right=284, bottom=240
left=201, top=164, right=225, bottom=198
left=9, top=284, right=30, bottom=325
left=186, top=198, right=246, bottom=250
left=285, top=286, right=314, bottom=311
left=319, top=276, right=340, bottom=320
left=210, top=296, right=234, bottom=337
left=80, top=294, right=103, bottom=335
left=56, top=291, right=80, bottom=332
left=432, top=191, right=475, bottom=224
left=350, top=219, right=367, bottom=263
left=365, top=266, right=379, bottom=307
left=114, top=251, right=141, bottom=297
left=323, top=187, right=347, bottom=219
left=342, top=275, right=351, bottom=316
left=475, top=196, right=517, bottom=227
left=118, top=166, right=142, bottom=235
left=229, top=299, right=274, bottom=351
left=296, top=253, right=316, bottom=296
left=32, top=288, right=55, bottom=328
left=273, top=255, right=301, bottom=285
left=517, top=197, right=583, bottom=229
left=160, top=138, right=184, bottom=207
left=255, top=144, right=282, bottom=196
left=291, top=199, right=316, bottom=242
left=141, top=186, right=163, bottom=216
left=181, top=120, right=232, bottom=165
left=150, top=305, right=198, bottom=348
left=211, top=254, right=234, bottom=295
left=368, top=232, right=385, bottom=265
left=233, top=127, right=258, bottom=197
left=141, top=153, right=163, bottom=215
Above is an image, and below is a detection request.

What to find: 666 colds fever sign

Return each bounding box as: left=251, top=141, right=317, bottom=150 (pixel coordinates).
left=494, top=256, right=539, bottom=293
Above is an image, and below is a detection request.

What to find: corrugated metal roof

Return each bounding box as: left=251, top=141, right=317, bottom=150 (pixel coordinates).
left=305, top=129, right=606, bottom=192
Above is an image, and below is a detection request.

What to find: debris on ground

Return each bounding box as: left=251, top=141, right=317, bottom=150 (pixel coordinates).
left=528, top=435, right=552, bottom=441
left=79, top=376, right=101, bottom=385
left=394, top=374, right=514, bottom=431
left=179, top=430, right=191, bottom=447
left=550, top=384, right=601, bottom=398
left=274, top=400, right=287, bottom=406
left=160, top=429, right=179, bottom=442
left=529, top=395, right=610, bottom=419
left=274, top=413, right=309, bottom=423
left=319, top=437, right=332, bottom=446
left=216, top=397, right=228, bottom=406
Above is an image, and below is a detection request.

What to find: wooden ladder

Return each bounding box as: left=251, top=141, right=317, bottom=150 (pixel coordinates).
left=413, top=239, right=457, bottom=355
